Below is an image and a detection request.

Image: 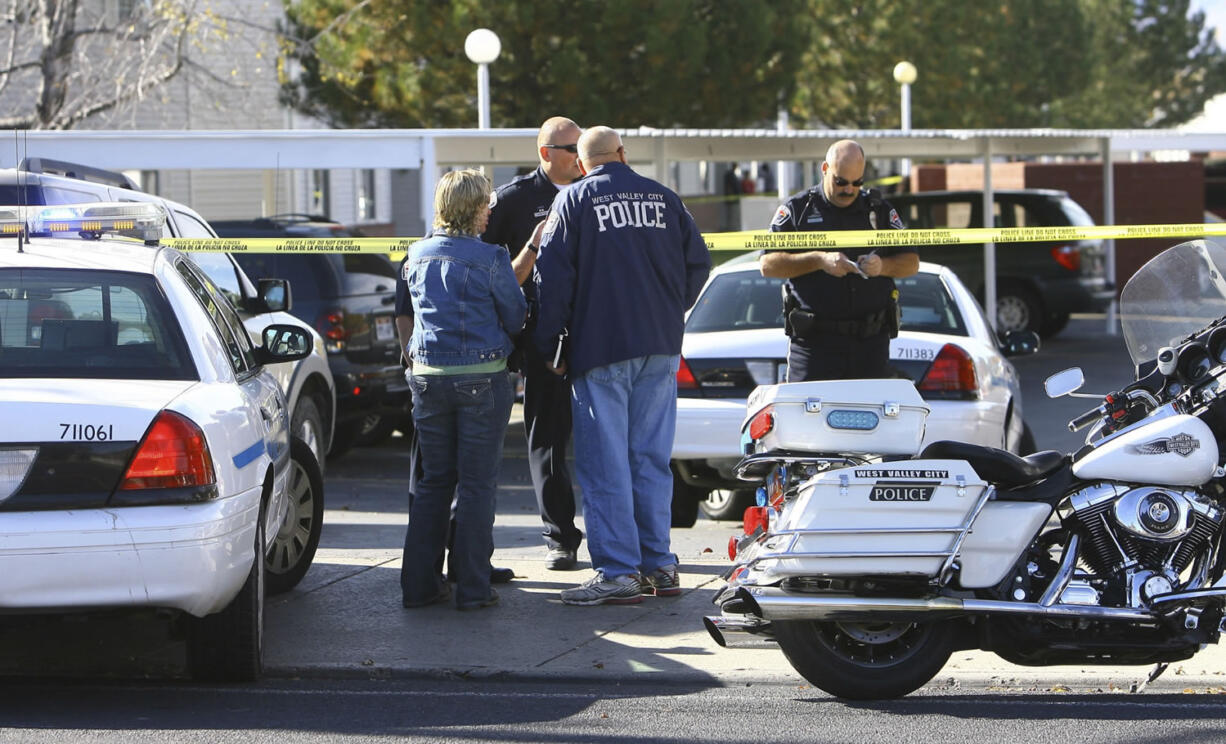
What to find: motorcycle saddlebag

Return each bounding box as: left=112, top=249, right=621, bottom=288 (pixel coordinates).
left=742, top=379, right=929, bottom=457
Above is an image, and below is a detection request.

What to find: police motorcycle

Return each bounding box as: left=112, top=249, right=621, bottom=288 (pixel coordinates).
left=705, top=239, right=1226, bottom=699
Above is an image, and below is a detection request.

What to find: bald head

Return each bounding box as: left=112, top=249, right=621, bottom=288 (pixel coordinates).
left=537, top=116, right=582, bottom=185
left=822, top=139, right=867, bottom=208
left=825, top=139, right=865, bottom=169
left=537, top=116, right=580, bottom=148
left=578, top=126, right=624, bottom=168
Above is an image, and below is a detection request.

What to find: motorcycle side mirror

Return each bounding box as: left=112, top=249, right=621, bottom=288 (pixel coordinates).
left=1000, top=330, right=1040, bottom=358
left=1044, top=367, right=1085, bottom=398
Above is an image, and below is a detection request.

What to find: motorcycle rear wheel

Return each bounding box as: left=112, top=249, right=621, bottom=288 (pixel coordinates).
left=774, top=618, right=956, bottom=699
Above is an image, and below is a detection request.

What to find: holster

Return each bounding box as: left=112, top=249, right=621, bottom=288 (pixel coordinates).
left=787, top=308, right=890, bottom=341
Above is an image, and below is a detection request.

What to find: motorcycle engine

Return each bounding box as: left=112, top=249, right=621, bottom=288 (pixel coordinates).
left=1060, top=483, right=1223, bottom=579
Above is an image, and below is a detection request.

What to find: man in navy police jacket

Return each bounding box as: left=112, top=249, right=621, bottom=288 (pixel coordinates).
left=533, top=126, right=710, bottom=606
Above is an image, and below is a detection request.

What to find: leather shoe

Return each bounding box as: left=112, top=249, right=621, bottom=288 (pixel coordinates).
left=546, top=547, right=578, bottom=571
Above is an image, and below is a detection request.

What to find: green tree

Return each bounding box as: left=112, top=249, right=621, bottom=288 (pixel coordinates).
left=280, top=0, right=808, bottom=129
left=790, top=0, right=1226, bottom=129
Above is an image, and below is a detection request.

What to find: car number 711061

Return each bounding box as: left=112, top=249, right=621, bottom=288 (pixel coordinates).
left=60, top=423, right=115, bottom=441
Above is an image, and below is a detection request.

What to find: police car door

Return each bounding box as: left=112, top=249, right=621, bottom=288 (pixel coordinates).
left=174, top=258, right=290, bottom=545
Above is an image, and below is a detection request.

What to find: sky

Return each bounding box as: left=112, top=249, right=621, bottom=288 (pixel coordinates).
left=1192, top=0, right=1225, bottom=44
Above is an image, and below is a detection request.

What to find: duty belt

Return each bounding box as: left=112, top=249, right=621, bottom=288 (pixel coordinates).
left=787, top=307, right=889, bottom=340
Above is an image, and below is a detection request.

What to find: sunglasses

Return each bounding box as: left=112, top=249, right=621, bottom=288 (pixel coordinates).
left=832, top=175, right=865, bottom=188
left=543, top=143, right=579, bottom=154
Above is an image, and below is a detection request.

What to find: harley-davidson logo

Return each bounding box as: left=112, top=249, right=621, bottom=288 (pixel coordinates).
left=1132, top=432, right=1201, bottom=457
left=869, top=481, right=936, bottom=502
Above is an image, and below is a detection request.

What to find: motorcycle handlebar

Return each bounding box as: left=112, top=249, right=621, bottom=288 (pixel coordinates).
left=1068, top=405, right=1105, bottom=432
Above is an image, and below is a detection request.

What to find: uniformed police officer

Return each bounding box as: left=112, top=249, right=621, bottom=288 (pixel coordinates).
left=761, top=139, right=919, bottom=381
left=481, top=116, right=585, bottom=571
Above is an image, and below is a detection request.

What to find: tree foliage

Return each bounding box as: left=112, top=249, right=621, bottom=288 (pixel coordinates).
left=279, top=0, right=808, bottom=129
left=282, top=0, right=1226, bottom=132
left=0, top=0, right=246, bottom=130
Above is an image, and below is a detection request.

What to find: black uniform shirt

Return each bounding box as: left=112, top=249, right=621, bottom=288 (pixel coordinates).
left=768, top=186, right=912, bottom=320
left=481, top=166, right=566, bottom=304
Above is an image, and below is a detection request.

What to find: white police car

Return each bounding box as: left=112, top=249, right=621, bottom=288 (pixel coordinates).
left=672, top=258, right=1039, bottom=524
left=0, top=202, right=314, bottom=681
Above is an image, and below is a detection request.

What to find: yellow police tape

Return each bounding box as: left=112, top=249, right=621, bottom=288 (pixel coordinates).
left=163, top=222, right=1226, bottom=259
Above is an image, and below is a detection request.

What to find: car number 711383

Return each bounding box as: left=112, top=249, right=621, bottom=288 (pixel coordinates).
left=893, top=346, right=936, bottom=361
left=60, top=423, right=115, bottom=441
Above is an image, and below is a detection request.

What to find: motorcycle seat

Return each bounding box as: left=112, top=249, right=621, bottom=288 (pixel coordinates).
left=919, top=440, right=1067, bottom=490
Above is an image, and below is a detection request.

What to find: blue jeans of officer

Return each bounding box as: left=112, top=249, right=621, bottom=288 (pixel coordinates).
left=569, top=354, right=680, bottom=580
left=401, top=370, right=513, bottom=607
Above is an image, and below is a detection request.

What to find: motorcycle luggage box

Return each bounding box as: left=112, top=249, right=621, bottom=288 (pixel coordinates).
left=743, top=380, right=929, bottom=457
left=760, top=459, right=990, bottom=579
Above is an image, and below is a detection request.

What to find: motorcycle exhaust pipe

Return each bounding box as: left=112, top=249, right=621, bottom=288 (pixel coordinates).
left=703, top=614, right=774, bottom=648
left=737, top=587, right=1156, bottom=623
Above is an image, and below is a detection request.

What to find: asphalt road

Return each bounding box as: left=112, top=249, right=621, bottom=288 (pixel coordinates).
left=1, top=677, right=1224, bottom=743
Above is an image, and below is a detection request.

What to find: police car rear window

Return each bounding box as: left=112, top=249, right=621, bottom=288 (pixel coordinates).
left=0, top=269, right=195, bottom=380
left=686, top=271, right=967, bottom=336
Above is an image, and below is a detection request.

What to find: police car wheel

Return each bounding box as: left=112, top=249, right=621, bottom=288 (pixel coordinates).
left=291, top=396, right=325, bottom=471
left=188, top=515, right=265, bottom=682
left=266, top=436, right=324, bottom=595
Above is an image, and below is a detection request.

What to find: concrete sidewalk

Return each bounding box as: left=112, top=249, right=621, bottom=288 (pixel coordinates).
left=263, top=418, right=1226, bottom=695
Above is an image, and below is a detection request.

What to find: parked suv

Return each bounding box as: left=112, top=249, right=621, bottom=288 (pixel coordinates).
left=213, top=215, right=408, bottom=456
left=0, top=159, right=333, bottom=594
left=887, top=189, right=1111, bottom=337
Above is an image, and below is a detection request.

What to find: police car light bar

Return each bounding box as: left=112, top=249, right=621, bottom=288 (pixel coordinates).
left=30, top=202, right=166, bottom=243
left=0, top=207, right=24, bottom=237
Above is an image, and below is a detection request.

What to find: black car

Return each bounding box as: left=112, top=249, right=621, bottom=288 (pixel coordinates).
left=887, top=189, right=1112, bottom=337
left=215, top=215, right=408, bottom=456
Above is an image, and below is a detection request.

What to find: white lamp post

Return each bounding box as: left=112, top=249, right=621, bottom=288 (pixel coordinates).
left=893, top=61, right=917, bottom=184
left=464, top=29, right=501, bottom=129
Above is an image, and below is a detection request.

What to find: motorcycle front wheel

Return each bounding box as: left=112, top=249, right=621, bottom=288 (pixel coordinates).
left=774, top=618, right=956, bottom=699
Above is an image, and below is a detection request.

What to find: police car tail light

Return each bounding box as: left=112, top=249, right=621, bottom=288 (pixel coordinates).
left=1051, top=244, right=1081, bottom=272
left=316, top=310, right=347, bottom=353
left=917, top=344, right=978, bottom=395
left=747, top=405, right=775, bottom=440
left=120, top=411, right=216, bottom=490
left=676, top=356, right=698, bottom=389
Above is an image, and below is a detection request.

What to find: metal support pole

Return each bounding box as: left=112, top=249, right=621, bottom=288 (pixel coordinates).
left=477, top=63, right=490, bottom=130
left=1102, top=137, right=1118, bottom=335
left=983, top=138, right=996, bottom=333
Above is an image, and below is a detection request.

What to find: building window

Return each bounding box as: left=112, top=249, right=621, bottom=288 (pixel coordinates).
left=309, top=170, right=330, bottom=216
left=357, top=170, right=376, bottom=221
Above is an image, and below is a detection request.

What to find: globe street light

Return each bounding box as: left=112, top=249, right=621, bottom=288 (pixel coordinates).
left=893, top=61, right=917, bottom=184
left=464, top=29, right=501, bottom=129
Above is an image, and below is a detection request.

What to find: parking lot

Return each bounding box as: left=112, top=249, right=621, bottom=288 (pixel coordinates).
left=0, top=314, right=1138, bottom=681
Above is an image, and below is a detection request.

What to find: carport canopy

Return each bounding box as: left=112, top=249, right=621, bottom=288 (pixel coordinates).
left=6, top=126, right=1225, bottom=329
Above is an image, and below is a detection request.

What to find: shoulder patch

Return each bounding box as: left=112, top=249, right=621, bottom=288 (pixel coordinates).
left=889, top=208, right=904, bottom=230
left=541, top=210, right=561, bottom=245
left=771, top=204, right=791, bottom=227
left=488, top=191, right=498, bottom=209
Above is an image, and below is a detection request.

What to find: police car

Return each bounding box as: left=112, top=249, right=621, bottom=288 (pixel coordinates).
left=671, top=257, right=1038, bottom=524
left=0, top=202, right=314, bottom=681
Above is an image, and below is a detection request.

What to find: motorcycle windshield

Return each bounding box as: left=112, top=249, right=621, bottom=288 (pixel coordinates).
left=1120, top=239, right=1226, bottom=367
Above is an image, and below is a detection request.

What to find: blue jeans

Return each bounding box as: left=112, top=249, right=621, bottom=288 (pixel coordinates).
left=570, top=355, right=680, bottom=579
left=401, top=370, right=513, bottom=607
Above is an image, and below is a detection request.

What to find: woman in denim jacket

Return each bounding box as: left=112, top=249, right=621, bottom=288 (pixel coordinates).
left=400, top=169, right=527, bottom=611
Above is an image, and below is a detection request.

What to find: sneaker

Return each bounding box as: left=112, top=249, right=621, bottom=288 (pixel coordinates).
left=560, top=572, right=642, bottom=606
left=641, top=564, right=681, bottom=597
left=546, top=547, right=578, bottom=571
left=457, top=588, right=500, bottom=612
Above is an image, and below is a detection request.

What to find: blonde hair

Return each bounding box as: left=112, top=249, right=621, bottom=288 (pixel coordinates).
left=432, top=169, right=491, bottom=235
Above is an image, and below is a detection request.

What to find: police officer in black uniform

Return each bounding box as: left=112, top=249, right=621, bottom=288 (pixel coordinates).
left=481, top=116, right=584, bottom=571
left=761, top=140, right=918, bottom=381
